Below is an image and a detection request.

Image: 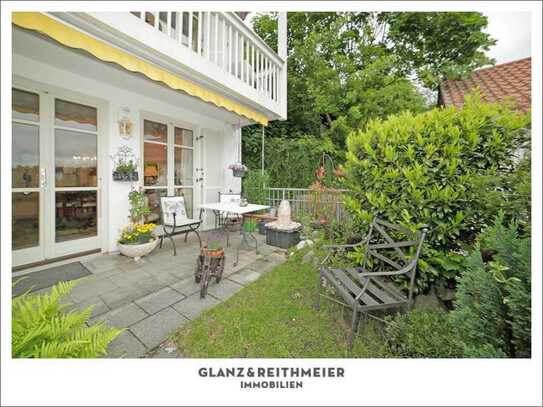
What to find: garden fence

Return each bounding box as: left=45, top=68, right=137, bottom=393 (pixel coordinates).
left=247, top=187, right=349, bottom=222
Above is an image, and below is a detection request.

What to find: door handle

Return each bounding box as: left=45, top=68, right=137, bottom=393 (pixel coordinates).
left=40, top=168, right=47, bottom=188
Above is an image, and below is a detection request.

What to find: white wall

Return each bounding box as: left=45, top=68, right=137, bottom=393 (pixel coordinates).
left=13, top=52, right=243, bottom=254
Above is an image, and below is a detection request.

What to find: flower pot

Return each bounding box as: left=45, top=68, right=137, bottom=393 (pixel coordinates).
left=201, top=246, right=224, bottom=257
left=113, top=171, right=139, bottom=182
left=118, top=238, right=159, bottom=261
left=232, top=169, right=247, bottom=177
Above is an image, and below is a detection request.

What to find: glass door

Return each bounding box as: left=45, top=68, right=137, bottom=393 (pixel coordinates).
left=12, top=88, right=45, bottom=266
left=12, top=87, right=101, bottom=267
left=50, top=97, right=100, bottom=257
left=142, top=118, right=196, bottom=221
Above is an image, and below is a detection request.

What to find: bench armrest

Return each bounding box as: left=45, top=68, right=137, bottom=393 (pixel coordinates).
left=357, top=259, right=416, bottom=278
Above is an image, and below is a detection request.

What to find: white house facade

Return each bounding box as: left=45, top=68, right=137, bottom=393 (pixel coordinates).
left=11, top=11, right=287, bottom=268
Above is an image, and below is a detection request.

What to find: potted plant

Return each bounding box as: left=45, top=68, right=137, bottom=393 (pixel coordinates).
left=228, top=162, right=248, bottom=178
left=112, top=145, right=139, bottom=182
left=117, top=188, right=158, bottom=260
left=117, top=223, right=158, bottom=261
left=201, top=230, right=225, bottom=257
left=113, top=159, right=138, bottom=181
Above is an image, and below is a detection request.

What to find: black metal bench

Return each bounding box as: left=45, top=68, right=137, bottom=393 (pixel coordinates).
left=316, top=217, right=427, bottom=349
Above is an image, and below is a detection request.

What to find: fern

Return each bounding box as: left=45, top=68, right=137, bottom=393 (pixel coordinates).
left=12, top=280, right=122, bottom=358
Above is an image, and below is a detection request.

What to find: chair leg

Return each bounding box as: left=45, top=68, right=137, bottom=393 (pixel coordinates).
left=315, top=269, right=322, bottom=310
left=167, top=234, right=176, bottom=256
left=159, top=236, right=164, bottom=249
left=184, top=232, right=188, bottom=242
left=194, top=230, right=202, bottom=248
left=348, top=306, right=359, bottom=351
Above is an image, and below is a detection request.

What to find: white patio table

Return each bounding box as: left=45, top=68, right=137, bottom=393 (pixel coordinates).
left=199, top=202, right=270, bottom=266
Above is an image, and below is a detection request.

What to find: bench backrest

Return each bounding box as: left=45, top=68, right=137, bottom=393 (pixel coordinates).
left=363, top=218, right=427, bottom=279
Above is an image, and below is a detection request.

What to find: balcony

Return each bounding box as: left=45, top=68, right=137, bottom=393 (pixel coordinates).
left=50, top=11, right=287, bottom=121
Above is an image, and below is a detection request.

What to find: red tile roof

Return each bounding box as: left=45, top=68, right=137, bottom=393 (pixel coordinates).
left=439, top=57, right=531, bottom=113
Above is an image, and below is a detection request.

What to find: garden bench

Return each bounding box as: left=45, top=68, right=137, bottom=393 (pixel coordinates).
left=316, top=217, right=427, bottom=349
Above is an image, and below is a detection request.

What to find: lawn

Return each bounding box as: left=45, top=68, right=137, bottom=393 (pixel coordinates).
left=173, top=255, right=393, bottom=358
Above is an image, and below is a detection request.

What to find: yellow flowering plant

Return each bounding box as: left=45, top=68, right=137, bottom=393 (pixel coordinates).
left=118, top=223, right=156, bottom=245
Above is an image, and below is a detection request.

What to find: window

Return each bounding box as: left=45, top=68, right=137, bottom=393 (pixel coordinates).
left=142, top=119, right=195, bottom=218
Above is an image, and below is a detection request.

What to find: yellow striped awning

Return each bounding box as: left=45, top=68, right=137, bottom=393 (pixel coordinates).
left=12, top=12, right=268, bottom=126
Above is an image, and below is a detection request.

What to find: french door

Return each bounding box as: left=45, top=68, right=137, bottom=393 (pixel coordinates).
left=141, top=116, right=197, bottom=221
left=12, top=87, right=101, bottom=267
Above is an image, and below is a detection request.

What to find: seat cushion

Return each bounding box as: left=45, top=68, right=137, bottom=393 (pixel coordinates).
left=154, top=219, right=201, bottom=236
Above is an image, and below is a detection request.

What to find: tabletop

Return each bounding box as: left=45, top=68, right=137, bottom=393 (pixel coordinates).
left=199, top=202, right=270, bottom=215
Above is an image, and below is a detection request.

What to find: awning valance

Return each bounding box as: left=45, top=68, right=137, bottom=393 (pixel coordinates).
left=12, top=12, right=268, bottom=126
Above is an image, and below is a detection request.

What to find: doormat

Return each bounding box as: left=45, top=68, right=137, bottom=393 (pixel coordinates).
left=12, top=262, right=92, bottom=297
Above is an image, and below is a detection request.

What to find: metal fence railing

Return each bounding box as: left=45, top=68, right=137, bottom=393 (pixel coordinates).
left=247, top=187, right=349, bottom=222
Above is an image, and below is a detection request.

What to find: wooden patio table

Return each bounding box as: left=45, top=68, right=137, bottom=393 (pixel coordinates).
left=199, top=202, right=270, bottom=266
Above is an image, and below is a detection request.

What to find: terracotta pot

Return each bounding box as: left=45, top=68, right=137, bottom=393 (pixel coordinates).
left=201, top=246, right=224, bottom=257
left=118, top=239, right=159, bottom=261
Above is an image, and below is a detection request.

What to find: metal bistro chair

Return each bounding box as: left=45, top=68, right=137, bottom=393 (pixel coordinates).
left=217, top=191, right=242, bottom=227
left=316, top=217, right=427, bottom=349
left=217, top=191, right=243, bottom=247
left=156, top=196, right=203, bottom=256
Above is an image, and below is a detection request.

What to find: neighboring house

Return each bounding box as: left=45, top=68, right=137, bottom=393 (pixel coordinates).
left=438, top=57, right=531, bottom=113
left=11, top=11, right=287, bottom=268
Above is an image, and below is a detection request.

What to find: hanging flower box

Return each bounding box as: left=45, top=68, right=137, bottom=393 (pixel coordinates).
left=228, top=162, right=248, bottom=178
left=113, top=170, right=139, bottom=182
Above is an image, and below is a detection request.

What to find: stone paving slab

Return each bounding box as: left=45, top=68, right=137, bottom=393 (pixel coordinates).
left=109, top=269, right=152, bottom=287
left=207, top=279, right=244, bottom=300
left=135, top=273, right=179, bottom=293
left=169, top=278, right=201, bottom=297
left=90, top=302, right=148, bottom=328
left=107, top=330, right=147, bottom=358
left=23, top=230, right=286, bottom=358
left=245, top=258, right=278, bottom=274
left=129, top=307, right=189, bottom=349
left=171, top=293, right=220, bottom=320
left=100, top=284, right=148, bottom=309
left=227, top=268, right=262, bottom=286
left=69, top=277, right=118, bottom=303
left=68, top=296, right=109, bottom=318
left=135, top=287, right=186, bottom=315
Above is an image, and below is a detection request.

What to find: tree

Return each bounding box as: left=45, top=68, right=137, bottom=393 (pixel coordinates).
left=244, top=12, right=496, bottom=182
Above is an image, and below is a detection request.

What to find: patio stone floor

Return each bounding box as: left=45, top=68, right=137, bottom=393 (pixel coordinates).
left=47, top=231, right=286, bottom=358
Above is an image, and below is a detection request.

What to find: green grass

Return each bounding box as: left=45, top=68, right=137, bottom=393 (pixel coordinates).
left=173, top=256, right=393, bottom=358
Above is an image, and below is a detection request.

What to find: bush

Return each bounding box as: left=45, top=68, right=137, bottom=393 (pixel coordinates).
left=385, top=310, right=463, bottom=357
left=242, top=133, right=341, bottom=188
left=449, top=251, right=508, bottom=352
left=243, top=169, right=270, bottom=205
left=450, top=217, right=531, bottom=357
left=385, top=309, right=506, bottom=358
left=12, top=281, right=122, bottom=358
left=342, top=93, right=530, bottom=290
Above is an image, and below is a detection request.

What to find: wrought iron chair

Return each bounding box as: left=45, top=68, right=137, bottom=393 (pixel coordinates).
left=156, top=196, right=203, bottom=256
left=216, top=191, right=243, bottom=247
left=217, top=191, right=242, bottom=226
left=316, top=217, right=427, bottom=349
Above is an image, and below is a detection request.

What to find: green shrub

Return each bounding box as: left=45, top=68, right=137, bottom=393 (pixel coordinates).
left=385, top=309, right=463, bottom=357
left=450, top=217, right=531, bottom=357
left=242, top=133, right=341, bottom=188
left=342, top=93, right=530, bottom=290
left=243, top=170, right=270, bottom=205
left=449, top=251, right=508, bottom=352
left=12, top=281, right=122, bottom=358
left=385, top=309, right=506, bottom=358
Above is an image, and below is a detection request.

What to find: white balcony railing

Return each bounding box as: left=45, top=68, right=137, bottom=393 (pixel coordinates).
left=129, top=11, right=285, bottom=116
